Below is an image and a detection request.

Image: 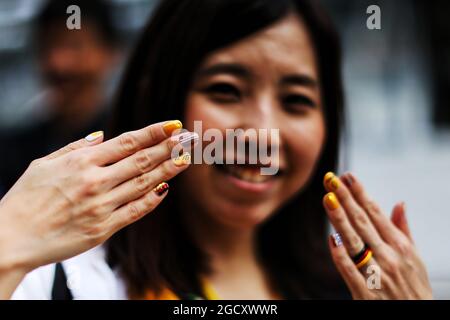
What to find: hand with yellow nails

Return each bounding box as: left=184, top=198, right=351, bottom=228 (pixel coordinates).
left=0, top=120, right=198, bottom=299
left=322, top=172, right=432, bottom=299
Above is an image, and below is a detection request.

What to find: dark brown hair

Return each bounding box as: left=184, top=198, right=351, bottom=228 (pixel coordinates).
left=108, top=0, right=347, bottom=299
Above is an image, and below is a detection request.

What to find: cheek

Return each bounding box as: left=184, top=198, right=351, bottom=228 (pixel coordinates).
left=184, top=93, right=234, bottom=131
left=286, top=114, right=326, bottom=178
left=184, top=96, right=210, bottom=130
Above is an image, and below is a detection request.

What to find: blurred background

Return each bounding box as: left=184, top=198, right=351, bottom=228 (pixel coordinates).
left=0, top=0, right=448, bottom=298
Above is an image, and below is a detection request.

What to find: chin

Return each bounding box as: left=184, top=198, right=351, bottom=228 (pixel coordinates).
left=204, top=196, right=277, bottom=230
left=181, top=163, right=296, bottom=230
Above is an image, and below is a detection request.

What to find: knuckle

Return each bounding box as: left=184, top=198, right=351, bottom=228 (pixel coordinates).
left=160, top=162, right=174, bottom=180
left=395, top=239, right=413, bottom=256
left=79, top=174, right=104, bottom=196
left=134, top=174, right=151, bottom=193
left=83, top=221, right=102, bottom=237
left=100, top=197, right=115, bottom=211
left=332, top=211, right=346, bottom=225
left=402, top=256, right=415, bottom=273
left=146, top=126, right=157, bottom=143
left=353, top=210, right=369, bottom=227
left=119, top=133, right=139, bottom=154
left=365, top=199, right=381, bottom=214
left=78, top=157, right=91, bottom=170
left=134, top=150, right=153, bottom=173
left=66, top=141, right=82, bottom=152
left=142, top=195, right=157, bottom=213
left=87, top=205, right=103, bottom=218
left=64, top=153, right=78, bottom=168
left=30, top=158, right=44, bottom=167
left=58, top=144, right=77, bottom=157
left=347, top=235, right=363, bottom=254
left=72, top=151, right=93, bottom=168
left=382, top=256, right=401, bottom=276
left=127, top=203, right=142, bottom=222
left=82, top=225, right=106, bottom=246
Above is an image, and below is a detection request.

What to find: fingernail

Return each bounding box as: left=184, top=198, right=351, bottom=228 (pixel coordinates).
left=325, top=192, right=340, bottom=210
left=330, top=176, right=340, bottom=190
left=331, top=233, right=343, bottom=247
left=340, top=173, right=350, bottom=187
left=154, top=182, right=169, bottom=196
left=176, top=132, right=199, bottom=149
left=400, top=201, right=406, bottom=217
left=324, top=172, right=334, bottom=186
left=347, top=173, right=355, bottom=185
left=173, top=152, right=191, bottom=166
left=85, top=131, right=104, bottom=142
left=163, top=120, right=183, bottom=135
left=324, top=172, right=339, bottom=191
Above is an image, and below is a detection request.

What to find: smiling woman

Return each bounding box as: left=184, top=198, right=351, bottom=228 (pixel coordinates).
left=106, top=0, right=345, bottom=299
left=10, top=0, right=432, bottom=300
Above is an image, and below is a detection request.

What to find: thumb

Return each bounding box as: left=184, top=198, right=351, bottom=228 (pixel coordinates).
left=391, top=201, right=414, bottom=243
left=44, top=131, right=104, bottom=161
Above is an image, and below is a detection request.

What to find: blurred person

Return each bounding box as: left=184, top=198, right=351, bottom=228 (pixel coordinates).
left=0, top=0, right=119, bottom=194
left=12, top=0, right=432, bottom=300
left=0, top=121, right=195, bottom=299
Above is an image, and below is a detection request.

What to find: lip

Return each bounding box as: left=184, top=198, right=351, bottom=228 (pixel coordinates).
left=224, top=173, right=277, bottom=193
left=214, top=164, right=279, bottom=194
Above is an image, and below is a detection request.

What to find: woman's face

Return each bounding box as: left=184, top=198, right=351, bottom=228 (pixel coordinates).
left=182, top=14, right=326, bottom=229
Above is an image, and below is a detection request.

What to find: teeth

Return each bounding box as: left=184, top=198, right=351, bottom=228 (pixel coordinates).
left=223, top=165, right=272, bottom=183
left=241, top=170, right=253, bottom=182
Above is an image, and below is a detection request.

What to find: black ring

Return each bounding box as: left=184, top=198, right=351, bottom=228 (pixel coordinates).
left=351, top=244, right=369, bottom=263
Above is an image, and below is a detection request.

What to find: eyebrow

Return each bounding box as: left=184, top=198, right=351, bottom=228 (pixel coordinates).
left=280, top=74, right=318, bottom=88
left=196, top=63, right=251, bottom=79
left=197, top=62, right=318, bottom=88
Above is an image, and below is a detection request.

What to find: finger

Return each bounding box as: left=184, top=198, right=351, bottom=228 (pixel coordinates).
left=323, top=193, right=365, bottom=257
left=109, top=182, right=170, bottom=232
left=357, top=255, right=402, bottom=299
left=103, top=132, right=198, bottom=189
left=103, top=152, right=191, bottom=210
left=330, top=234, right=400, bottom=299
left=324, top=173, right=386, bottom=255
left=340, top=172, right=411, bottom=247
left=337, top=173, right=422, bottom=297
left=89, top=120, right=183, bottom=165
left=391, top=202, right=414, bottom=243
left=328, top=234, right=368, bottom=299
left=44, top=131, right=104, bottom=160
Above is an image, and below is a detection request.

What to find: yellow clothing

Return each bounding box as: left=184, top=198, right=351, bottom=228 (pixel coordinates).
left=144, top=280, right=220, bottom=300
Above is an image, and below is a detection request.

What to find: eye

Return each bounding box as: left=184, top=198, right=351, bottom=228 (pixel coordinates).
left=282, top=94, right=316, bottom=112
left=203, top=83, right=241, bottom=103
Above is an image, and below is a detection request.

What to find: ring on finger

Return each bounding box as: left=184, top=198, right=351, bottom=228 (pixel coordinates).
left=352, top=245, right=373, bottom=269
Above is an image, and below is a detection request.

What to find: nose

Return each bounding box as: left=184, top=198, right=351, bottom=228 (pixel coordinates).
left=45, top=48, right=76, bottom=74
left=234, top=95, right=282, bottom=168
left=239, top=95, right=282, bottom=149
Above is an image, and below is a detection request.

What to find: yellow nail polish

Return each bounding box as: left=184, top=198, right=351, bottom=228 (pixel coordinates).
left=329, top=176, right=340, bottom=190
left=325, top=192, right=340, bottom=210
left=163, top=120, right=183, bottom=135
left=324, top=172, right=335, bottom=189
left=173, top=152, right=191, bottom=166
left=85, top=131, right=104, bottom=142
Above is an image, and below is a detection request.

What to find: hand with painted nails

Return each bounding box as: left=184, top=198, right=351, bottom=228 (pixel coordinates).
left=0, top=120, right=197, bottom=299
left=322, top=172, right=432, bottom=300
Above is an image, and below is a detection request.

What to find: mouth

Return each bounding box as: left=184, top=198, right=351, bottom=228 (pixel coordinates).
left=215, top=164, right=283, bottom=184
